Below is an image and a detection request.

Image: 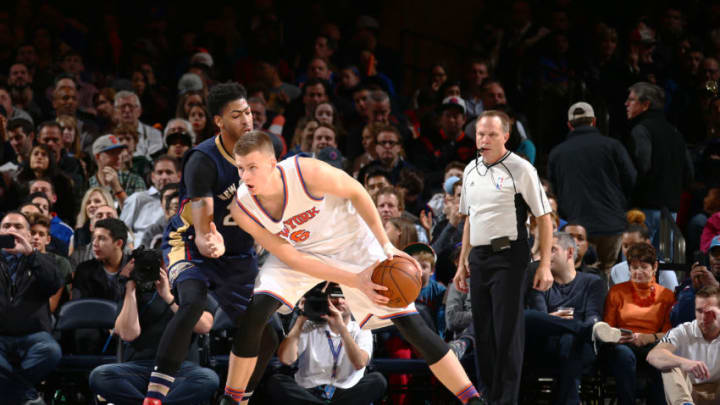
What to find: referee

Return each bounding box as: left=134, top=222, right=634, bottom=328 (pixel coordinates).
left=453, top=110, right=553, bottom=404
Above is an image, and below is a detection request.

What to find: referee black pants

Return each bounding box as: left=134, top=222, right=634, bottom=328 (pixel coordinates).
left=469, top=241, right=529, bottom=405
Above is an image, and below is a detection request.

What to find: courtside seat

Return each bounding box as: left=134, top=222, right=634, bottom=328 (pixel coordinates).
left=54, top=298, right=118, bottom=371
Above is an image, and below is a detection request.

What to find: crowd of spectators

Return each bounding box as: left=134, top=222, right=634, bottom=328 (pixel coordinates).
left=4, top=1, right=720, bottom=404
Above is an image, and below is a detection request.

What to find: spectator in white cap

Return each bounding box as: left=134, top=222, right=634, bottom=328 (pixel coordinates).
left=113, top=90, right=163, bottom=159
left=548, top=101, right=637, bottom=276
left=89, top=134, right=146, bottom=207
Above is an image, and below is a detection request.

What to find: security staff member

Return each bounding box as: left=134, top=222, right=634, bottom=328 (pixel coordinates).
left=453, top=110, right=553, bottom=405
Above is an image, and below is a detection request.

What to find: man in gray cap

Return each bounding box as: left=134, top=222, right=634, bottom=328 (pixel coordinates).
left=548, top=101, right=638, bottom=276
left=89, top=134, right=146, bottom=207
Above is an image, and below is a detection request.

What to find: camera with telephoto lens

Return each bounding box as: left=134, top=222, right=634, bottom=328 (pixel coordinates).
left=129, top=246, right=163, bottom=292
left=301, top=282, right=344, bottom=322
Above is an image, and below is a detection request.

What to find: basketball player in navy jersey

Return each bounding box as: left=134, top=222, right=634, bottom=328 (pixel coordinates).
left=223, top=131, right=485, bottom=405
left=143, top=83, right=274, bottom=405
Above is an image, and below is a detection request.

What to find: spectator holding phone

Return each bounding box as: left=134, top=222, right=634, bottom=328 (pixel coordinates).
left=647, top=286, right=720, bottom=405
left=672, top=235, right=720, bottom=326
left=0, top=211, right=63, bottom=404
left=593, top=242, right=675, bottom=405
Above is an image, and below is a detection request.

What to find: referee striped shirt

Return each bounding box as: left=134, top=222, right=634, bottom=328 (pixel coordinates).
left=459, top=151, right=551, bottom=246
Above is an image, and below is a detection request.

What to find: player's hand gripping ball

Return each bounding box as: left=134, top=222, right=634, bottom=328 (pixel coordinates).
left=371, top=256, right=422, bottom=308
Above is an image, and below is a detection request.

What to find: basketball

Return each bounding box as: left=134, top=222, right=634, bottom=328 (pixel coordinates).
left=371, top=256, right=422, bottom=308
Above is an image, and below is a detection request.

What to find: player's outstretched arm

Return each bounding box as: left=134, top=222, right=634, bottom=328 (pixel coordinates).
left=230, top=200, right=389, bottom=304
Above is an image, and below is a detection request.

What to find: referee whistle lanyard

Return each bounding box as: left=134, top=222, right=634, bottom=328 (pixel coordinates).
left=323, top=330, right=343, bottom=399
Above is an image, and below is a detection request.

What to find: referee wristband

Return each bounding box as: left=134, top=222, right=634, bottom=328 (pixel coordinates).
left=383, top=242, right=394, bottom=257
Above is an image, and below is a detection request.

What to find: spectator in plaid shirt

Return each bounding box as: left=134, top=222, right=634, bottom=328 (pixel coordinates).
left=89, top=134, right=146, bottom=208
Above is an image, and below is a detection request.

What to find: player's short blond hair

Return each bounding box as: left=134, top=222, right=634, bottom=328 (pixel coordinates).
left=233, top=130, right=275, bottom=157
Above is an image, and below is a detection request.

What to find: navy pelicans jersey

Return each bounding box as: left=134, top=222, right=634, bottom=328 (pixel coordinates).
left=164, top=136, right=255, bottom=264
left=235, top=155, right=378, bottom=257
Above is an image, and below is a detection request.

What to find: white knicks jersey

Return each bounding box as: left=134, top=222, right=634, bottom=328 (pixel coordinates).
left=235, top=155, right=379, bottom=256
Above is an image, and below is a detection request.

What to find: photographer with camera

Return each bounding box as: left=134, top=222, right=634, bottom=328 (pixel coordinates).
left=268, top=282, right=387, bottom=405
left=671, top=236, right=720, bottom=326
left=89, top=247, right=219, bottom=405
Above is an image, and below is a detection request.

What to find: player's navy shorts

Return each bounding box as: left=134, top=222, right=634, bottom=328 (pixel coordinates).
left=164, top=248, right=258, bottom=322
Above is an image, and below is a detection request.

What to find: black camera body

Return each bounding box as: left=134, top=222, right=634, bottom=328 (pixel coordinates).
left=129, top=246, right=163, bottom=292
left=301, top=282, right=344, bottom=322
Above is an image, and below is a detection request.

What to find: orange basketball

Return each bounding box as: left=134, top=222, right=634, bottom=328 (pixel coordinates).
left=371, top=256, right=422, bottom=308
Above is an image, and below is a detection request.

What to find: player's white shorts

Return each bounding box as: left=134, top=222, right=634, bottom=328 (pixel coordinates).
left=254, top=241, right=417, bottom=330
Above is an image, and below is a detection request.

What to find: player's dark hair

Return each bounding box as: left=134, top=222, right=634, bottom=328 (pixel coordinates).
left=208, top=82, right=247, bottom=117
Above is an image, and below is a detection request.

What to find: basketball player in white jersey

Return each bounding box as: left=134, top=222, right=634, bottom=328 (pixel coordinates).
left=220, top=130, right=484, bottom=405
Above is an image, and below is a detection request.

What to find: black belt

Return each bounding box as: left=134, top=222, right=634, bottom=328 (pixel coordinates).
left=471, top=239, right=527, bottom=254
